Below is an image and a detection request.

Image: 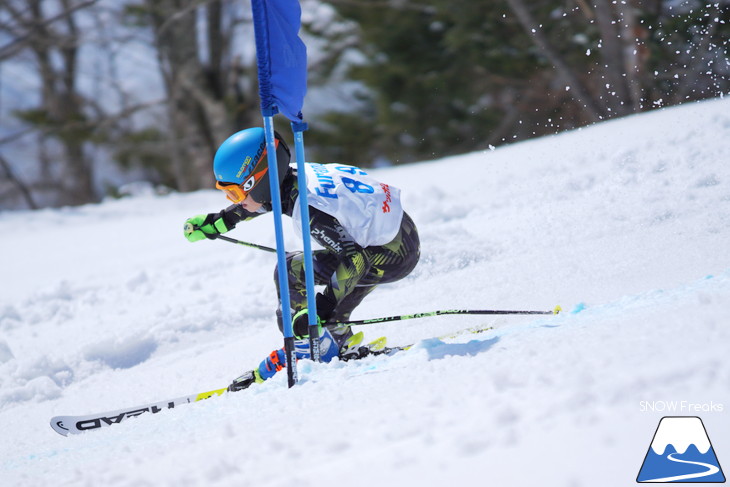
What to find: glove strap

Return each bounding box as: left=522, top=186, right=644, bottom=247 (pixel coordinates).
left=213, top=217, right=228, bottom=234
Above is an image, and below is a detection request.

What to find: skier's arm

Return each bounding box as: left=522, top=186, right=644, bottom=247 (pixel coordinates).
left=184, top=204, right=263, bottom=242
left=221, top=203, right=265, bottom=224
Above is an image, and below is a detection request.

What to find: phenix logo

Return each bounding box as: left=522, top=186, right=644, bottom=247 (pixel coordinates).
left=637, top=416, right=726, bottom=483
left=311, top=228, right=343, bottom=253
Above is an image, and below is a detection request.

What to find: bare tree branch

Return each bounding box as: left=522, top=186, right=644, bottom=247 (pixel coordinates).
left=0, top=153, right=38, bottom=209
left=0, top=98, right=166, bottom=147
left=0, top=0, right=99, bottom=60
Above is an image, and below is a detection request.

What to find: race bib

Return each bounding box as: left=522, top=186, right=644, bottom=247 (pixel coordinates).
left=292, top=163, right=404, bottom=247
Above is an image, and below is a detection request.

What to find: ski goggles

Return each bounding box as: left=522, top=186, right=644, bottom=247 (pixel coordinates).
left=215, top=181, right=248, bottom=203
left=215, top=165, right=269, bottom=203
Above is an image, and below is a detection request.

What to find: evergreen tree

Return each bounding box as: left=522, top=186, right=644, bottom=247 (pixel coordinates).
left=311, top=0, right=541, bottom=164
left=308, top=0, right=729, bottom=166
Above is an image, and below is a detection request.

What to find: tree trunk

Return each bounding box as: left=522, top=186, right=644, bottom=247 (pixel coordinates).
left=26, top=0, right=96, bottom=205
left=592, top=1, right=634, bottom=116
left=616, top=0, right=646, bottom=111
left=149, top=0, right=239, bottom=192
left=0, top=154, right=38, bottom=209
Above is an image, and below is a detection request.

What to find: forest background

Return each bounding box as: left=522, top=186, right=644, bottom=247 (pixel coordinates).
left=0, top=0, right=728, bottom=209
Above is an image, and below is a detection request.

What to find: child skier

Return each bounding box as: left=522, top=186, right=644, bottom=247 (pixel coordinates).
left=183, top=127, right=420, bottom=390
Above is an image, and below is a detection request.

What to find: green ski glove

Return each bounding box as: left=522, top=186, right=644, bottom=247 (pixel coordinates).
left=183, top=214, right=230, bottom=242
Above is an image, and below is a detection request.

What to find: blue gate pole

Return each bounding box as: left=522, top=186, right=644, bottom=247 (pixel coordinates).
left=291, top=121, right=320, bottom=362
left=262, top=110, right=297, bottom=387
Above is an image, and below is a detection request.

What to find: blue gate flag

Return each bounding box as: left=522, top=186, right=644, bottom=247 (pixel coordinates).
left=251, top=0, right=307, bottom=121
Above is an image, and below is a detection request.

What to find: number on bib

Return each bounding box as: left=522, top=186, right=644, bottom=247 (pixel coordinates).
left=335, top=166, right=368, bottom=176
left=341, top=177, right=374, bottom=194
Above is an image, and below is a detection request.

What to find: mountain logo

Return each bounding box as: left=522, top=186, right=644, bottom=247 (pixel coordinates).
left=637, top=416, right=725, bottom=483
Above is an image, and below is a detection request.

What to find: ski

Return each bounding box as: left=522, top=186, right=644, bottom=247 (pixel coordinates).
left=430, top=323, right=495, bottom=342
left=50, top=387, right=228, bottom=436
left=50, top=323, right=498, bottom=436
left=374, top=323, right=496, bottom=355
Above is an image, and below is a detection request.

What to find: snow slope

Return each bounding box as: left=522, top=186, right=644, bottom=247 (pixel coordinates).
left=1, top=98, right=729, bottom=487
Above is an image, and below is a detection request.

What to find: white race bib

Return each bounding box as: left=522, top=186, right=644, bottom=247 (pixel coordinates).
left=292, top=163, right=404, bottom=247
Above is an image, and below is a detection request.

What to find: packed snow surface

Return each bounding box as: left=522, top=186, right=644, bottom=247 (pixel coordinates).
left=1, top=98, right=729, bottom=486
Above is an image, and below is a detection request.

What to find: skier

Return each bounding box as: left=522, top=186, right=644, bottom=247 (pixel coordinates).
left=183, top=127, right=420, bottom=390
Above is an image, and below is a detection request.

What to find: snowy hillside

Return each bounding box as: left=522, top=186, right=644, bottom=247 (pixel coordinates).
left=1, top=98, right=729, bottom=487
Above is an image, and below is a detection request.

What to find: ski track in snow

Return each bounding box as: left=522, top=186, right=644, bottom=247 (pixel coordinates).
left=1, top=99, right=730, bottom=487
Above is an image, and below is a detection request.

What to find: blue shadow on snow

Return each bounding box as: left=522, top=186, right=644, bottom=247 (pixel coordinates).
left=418, top=336, right=500, bottom=360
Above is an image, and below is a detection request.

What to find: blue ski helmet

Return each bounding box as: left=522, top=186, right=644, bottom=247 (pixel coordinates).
left=213, top=127, right=291, bottom=204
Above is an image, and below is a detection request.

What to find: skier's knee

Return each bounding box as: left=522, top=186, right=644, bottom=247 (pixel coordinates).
left=273, top=251, right=304, bottom=286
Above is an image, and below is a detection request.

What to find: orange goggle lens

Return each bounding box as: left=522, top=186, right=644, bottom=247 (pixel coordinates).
left=215, top=165, right=269, bottom=204
left=216, top=181, right=248, bottom=203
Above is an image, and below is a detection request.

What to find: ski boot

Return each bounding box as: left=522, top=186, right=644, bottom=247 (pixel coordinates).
left=228, top=368, right=264, bottom=392
left=340, top=333, right=390, bottom=361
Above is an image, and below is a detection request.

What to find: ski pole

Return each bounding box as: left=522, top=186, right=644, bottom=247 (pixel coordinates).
left=211, top=234, right=277, bottom=253
left=185, top=222, right=277, bottom=253
left=324, top=305, right=562, bottom=328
